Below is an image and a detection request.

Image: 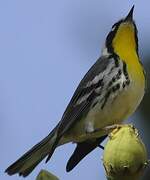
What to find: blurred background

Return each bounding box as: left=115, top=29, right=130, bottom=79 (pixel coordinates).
left=0, top=0, right=150, bottom=180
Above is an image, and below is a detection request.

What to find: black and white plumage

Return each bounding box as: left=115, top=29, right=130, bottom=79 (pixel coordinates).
left=5, top=6, right=146, bottom=177
left=5, top=55, right=130, bottom=177
left=58, top=55, right=129, bottom=135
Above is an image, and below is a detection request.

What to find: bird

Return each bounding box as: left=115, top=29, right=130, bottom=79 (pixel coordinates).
left=5, top=5, right=146, bottom=177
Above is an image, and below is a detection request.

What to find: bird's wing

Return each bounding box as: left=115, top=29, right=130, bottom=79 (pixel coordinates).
left=46, top=55, right=118, bottom=162
left=57, top=55, right=116, bottom=137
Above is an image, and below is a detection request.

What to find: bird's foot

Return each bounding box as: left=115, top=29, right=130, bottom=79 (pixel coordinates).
left=85, top=124, right=122, bottom=139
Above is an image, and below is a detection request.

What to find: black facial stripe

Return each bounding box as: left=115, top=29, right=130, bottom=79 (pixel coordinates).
left=133, top=22, right=139, bottom=56
left=106, top=19, right=138, bottom=56
left=110, top=53, right=120, bottom=67
left=108, top=54, right=119, bottom=67
left=112, top=20, right=123, bottom=29
left=106, top=20, right=123, bottom=53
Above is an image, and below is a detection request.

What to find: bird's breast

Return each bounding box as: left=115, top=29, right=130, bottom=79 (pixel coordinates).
left=87, top=60, right=145, bottom=130
left=62, top=58, right=145, bottom=144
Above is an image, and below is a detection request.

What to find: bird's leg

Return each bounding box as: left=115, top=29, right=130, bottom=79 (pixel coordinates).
left=98, top=144, right=104, bottom=149
left=102, top=124, right=123, bottom=134
left=85, top=124, right=123, bottom=139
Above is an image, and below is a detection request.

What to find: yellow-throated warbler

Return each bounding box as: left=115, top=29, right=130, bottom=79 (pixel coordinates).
left=6, top=6, right=146, bottom=177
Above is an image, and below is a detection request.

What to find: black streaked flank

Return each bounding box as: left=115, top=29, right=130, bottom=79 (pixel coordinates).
left=123, top=61, right=130, bottom=86
left=122, top=82, right=126, bottom=88
left=101, top=82, right=121, bottom=110
left=118, top=69, right=122, bottom=75
left=101, top=90, right=111, bottom=109
left=126, top=79, right=130, bottom=85
left=123, top=61, right=128, bottom=77
left=108, top=69, right=122, bottom=87
left=112, top=83, right=120, bottom=92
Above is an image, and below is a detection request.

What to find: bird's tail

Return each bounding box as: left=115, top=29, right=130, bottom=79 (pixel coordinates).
left=5, top=128, right=58, bottom=177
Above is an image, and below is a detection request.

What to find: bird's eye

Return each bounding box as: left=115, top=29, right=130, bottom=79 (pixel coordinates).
left=111, top=20, right=123, bottom=32
left=111, top=23, right=118, bottom=31
left=111, top=25, right=116, bottom=31
left=111, top=22, right=118, bottom=31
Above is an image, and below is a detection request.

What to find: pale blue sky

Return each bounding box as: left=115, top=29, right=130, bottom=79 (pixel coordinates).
left=0, top=1, right=150, bottom=180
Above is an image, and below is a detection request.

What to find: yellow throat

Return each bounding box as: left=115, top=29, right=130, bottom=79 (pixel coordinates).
left=112, top=22, right=145, bottom=84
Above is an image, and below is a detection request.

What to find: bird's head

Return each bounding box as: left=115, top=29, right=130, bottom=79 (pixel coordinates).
left=103, top=6, right=138, bottom=59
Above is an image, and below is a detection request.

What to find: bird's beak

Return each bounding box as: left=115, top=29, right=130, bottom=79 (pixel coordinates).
left=124, top=5, right=134, bottom=22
